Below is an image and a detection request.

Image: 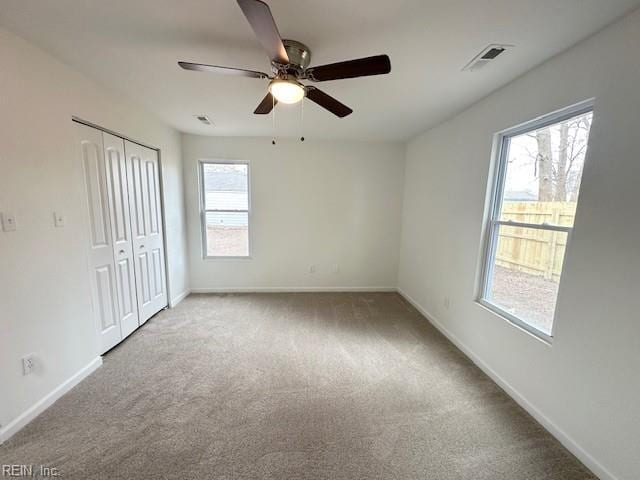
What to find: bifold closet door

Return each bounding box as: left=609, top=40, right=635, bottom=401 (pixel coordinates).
left=125, top=140, right=168, bottom=323
left=76, top=124, right=122, bottom=353
left=103, top=133, right=140, bottom=339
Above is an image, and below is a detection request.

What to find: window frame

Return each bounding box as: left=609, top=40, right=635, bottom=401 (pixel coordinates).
left=477, top=100, right=594, bottom=343
left=199, top=160, right=251, bottom=260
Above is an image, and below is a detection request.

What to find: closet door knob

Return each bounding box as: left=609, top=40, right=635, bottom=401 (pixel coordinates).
left=119, top=249, right=125, bottom=255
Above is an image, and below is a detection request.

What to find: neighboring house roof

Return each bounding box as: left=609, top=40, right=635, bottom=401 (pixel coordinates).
left=205, top=170, right=247, bottom=192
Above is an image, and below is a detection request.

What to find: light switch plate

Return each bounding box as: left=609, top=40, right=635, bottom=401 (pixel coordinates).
left=1, top=212, right=17, bottom=232
left=53, top=212, right=66, bottom=228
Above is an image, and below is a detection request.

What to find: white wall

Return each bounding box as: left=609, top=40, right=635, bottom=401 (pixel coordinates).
left=0, top=28, right=189, bottom=434
left=398, top=10, right=640, bottom=480
left=183, top=135, right=404, bottom=291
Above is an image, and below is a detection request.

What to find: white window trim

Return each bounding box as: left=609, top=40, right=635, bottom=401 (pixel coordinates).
left=477, top=99, right=594, bottom=344
left=199, top=159, right=252, bottom=260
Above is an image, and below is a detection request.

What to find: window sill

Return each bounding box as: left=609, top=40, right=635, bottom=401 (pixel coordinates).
left=475, top=298, right=554, bottom=346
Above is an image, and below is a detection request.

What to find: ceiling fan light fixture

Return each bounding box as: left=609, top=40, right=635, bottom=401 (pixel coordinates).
left=269, top=79, right=305, bottom=104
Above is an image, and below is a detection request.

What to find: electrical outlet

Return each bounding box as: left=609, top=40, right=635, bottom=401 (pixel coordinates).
left=444, top=297, right=451, bottom=310
left=332, top=264, right=340, bottom=274
left=22, top=354, right=36, bottom=375
left=53, top=212, right=66, bottom=228
left=309, top=265, right=316, bottom=274
left=1, top=212, right=17, bottom=232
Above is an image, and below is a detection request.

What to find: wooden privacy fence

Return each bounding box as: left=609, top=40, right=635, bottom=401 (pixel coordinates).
left=496, top=202, right=577, bottom=282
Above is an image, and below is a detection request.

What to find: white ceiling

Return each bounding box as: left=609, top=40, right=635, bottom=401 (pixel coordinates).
left=1, top=0, right=638, bottom=141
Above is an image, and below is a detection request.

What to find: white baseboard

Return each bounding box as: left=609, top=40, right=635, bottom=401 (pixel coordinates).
left=0, top=357, right=102, bottom=444
left=190, top=286, right=397, bottom=293
left=169, top=289, right=190, bottom=307
left=397, top=288, right=615, bottom=480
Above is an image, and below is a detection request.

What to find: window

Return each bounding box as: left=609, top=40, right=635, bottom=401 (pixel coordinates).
left=479, top=102, right=594, bottom=341
left=200, top=162, right=250, bottom=258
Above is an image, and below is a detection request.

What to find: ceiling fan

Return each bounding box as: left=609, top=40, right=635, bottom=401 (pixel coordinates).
left=178, top=0, right=391, bottom=118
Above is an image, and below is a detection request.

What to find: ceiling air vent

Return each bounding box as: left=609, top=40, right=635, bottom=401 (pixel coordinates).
left=462, top=44, right=513, bottom=72
left=195, top=115, right=212, bottom=125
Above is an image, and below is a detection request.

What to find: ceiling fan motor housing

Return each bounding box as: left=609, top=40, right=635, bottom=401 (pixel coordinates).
left=275, top=39, right=312, bottom=73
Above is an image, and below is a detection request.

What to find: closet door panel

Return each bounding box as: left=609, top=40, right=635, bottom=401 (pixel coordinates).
left=126, top=141, right=167, bottom=323
left=152, top=247, right=164, bottom=297
left=137, top=250, right=151, bottom=304
left=76, top=123, right=122, bottom=354
left=130, top=152, right=148, bottom=241
left=116, top=258, right=136, bottom=319
left=95, top=266, right=118, bottom=332
left=103, top=133, right=139, bottom=338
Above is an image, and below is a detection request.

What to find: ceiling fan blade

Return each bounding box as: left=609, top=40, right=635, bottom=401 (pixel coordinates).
left=305, top=87, right=353, bottom=118
left=305, top=55, right=391, bottom=82
left=237, top=0, right=289, bottom=64
left=178, top=61, right=269, bottom=79
left=254, top=92, right=277, bottom=114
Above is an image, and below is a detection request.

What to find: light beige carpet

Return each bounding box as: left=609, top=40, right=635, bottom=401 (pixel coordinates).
left=1, top=293, right=596, bottom=479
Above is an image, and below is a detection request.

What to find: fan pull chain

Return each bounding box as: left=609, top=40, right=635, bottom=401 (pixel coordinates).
left=300, top=96, right=305, bottom=142
left=271, top=94, right=276, bottom=145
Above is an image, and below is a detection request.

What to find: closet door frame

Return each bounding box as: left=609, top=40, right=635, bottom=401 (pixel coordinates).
left=73, top=117, right=172, bottom=316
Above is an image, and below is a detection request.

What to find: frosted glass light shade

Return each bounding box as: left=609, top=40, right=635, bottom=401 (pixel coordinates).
left=269, top=80, right=305, bottom=104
